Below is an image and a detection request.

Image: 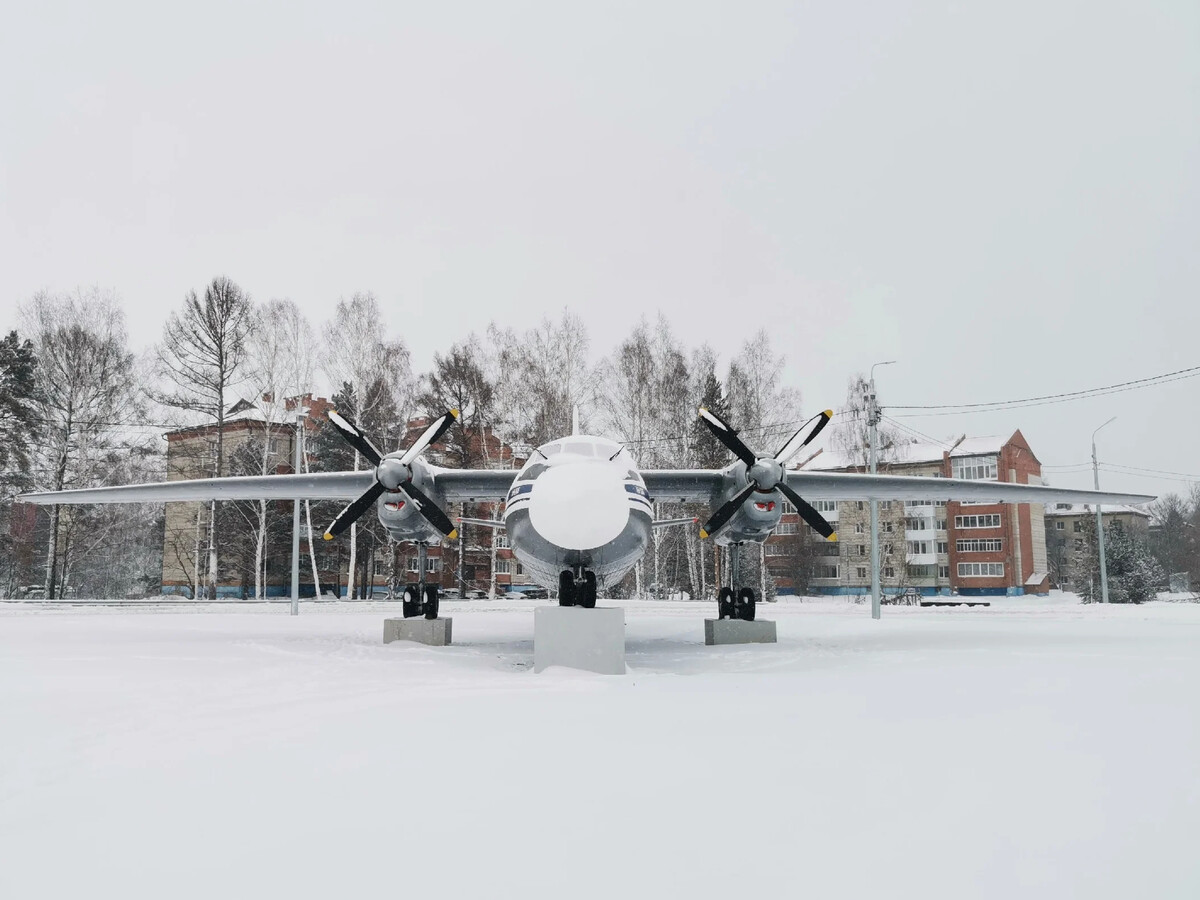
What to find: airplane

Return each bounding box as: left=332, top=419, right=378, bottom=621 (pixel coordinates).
left=20, top=407, right=1154, bottom=621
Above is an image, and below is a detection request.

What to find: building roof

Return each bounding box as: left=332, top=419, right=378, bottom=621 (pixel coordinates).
left=806, top=434, right=1008, bottom=472
left=1043, top=503, right=1150, bottom=518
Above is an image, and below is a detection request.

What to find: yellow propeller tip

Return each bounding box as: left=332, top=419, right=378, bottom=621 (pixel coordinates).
left=323, top=532, right=333, bottom=541
left=450, top=408, right=460, bottom=419
left=698, top=406, right=707, bottom=415
left=827, top=532, right=838, bottom=543
left=824, top=409, right=834, bottom=418
left=699, top=528, right=709, bottom=539
left=448, top=528, right=459, bottom=541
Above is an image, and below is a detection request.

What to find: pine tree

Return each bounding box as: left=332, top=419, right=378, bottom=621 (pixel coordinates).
left=0, top=330, right=39, bottom=487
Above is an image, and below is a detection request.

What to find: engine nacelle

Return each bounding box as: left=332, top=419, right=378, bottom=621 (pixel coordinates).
left=375, top=459, right=449, bottom=545
left=708, top=463, right=784, bottom=545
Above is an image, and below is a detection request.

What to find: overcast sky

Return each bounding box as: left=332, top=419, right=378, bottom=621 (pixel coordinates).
left=2, top=1, right=1197, bottom=497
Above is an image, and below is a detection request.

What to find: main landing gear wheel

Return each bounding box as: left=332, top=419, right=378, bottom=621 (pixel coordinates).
left=402, top=584, right=422, bottom=618
left=578, top=571, right=597, bottom=609
left=737, top=587, right=756, bottom=622
left=718, top=587, right=735, bottom=620
left=558, top=570, right=576, bottom=607
left=423, top=584, right=439, bottom=620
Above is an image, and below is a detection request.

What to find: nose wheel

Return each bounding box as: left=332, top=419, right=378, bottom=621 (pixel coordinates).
left=717, top=544, right=757, bottom=621
left=558, top=569, right=598, bottom=608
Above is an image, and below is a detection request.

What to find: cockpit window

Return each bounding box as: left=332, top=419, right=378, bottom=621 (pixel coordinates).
left=518, top=463, right=550, bottom=481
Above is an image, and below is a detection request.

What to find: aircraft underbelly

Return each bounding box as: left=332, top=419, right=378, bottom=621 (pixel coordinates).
left=507, top=508, right=652, bottom=592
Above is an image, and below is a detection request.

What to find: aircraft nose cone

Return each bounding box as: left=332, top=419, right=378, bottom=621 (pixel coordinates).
left=529, top=463, right=629, bottom=550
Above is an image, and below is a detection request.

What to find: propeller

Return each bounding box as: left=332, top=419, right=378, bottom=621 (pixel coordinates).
left=323, top=409, right=460, bottom=541
left=697, top=407, right=837, bottom=541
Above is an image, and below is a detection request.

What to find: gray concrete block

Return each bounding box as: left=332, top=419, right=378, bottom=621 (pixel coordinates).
left=383, top=617, right=452, bottom=646
left=704, top=618, right=777, bottom=646
left=534, top=606, right=625, bottom=674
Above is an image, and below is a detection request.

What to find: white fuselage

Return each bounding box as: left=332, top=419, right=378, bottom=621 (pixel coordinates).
left=503, top=435, right=652, bottom=591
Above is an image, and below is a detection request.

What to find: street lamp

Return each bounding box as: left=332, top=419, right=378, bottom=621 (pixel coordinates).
left=868, top=360, right=897, bottom=620
left=1091, top=416, right=1117, bottom=604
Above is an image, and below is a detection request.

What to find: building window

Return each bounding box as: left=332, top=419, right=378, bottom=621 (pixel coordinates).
left=766, top=543, right=786, bottom=556
left=907, top=565, right=936, bottom=579
left=952, top=455, right=998, bottom=481
left=856, top=566, right=867, bottom=578
left=855, top=523, right=864, bottom=534
left=956, top=538, right=1003, bottom=553
left=407, top=557, right=442, bottom=573
left=882, top=521, right=894, bottom=532
left=777, top=521, right=798, bottom=535
left=906, top=540, right=932, bottom=555
left=857, top=544, right=866, bottom=556
left=936, top=541, right=949, bottom=554
left=1073, top=521, right=1083, bottom=533
left=881, top=501, right=892, bottom=511
left=884, top=543, right=894, bottom=554
left=495, top=531, right=509, bottom=548
left=938, top=565, right=951, bottom=579
left=814, top=499, right=837, bottom=513
left=883, top=567, right=895, bottom=578
left=496, top=558, right=512, bottom=574
left=1055, top=521, right=1065, bottom=531
left=936, top=518, right=947, bottom=531
left=815, top=564, right=839, bottom=580
left=955, top=514, right=1002, bottom=529
left=856, top=501, right=864, bottom=510
left=957, top=562, right=1005, bottom=577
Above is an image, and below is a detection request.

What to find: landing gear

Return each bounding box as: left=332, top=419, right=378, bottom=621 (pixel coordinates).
left=402, top=543, right=441, bottom=619
left=558, top=568, right=598, bottom=608
left=716, top=544, right=757, bottom=621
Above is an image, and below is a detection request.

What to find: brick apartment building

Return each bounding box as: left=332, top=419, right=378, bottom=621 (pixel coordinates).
left=767, top=430, right=1054, bottom=597
left=161, top=398, right=531, bottom=598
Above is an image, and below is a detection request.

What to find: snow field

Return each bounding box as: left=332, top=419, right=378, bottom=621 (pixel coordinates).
left=2, top=596, right=1198, bottom=899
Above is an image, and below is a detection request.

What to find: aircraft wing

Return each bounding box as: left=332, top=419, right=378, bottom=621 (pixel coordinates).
left=430, top=468, right=519, bottom=502
left=641, top=468, right=1153, bottom=507
left=782, top=471, right=1153, bottom=505
left=641, top=470, right=727, bottom=502
left=19, top=471, right=376, bottom=505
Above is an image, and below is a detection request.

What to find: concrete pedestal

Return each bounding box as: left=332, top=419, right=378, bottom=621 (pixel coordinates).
left=704, top=618, right=777, bottom=646
left=384, top=617, right=452, bottom=646
left=534, top=606, right=625, bottom=674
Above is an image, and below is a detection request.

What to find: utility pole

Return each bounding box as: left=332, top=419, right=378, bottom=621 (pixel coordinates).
left=868, top=360, right=896, bottom=620
left=290, top=404, right=308, bottom=616
left=1092, top=416, right=1116, bottom=604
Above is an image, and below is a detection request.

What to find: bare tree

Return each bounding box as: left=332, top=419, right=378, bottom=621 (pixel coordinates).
left=21, top=289, right=139, bottom=599
left=156, top=276, right=253, bottom=599
left=322, top=293, right=412, bottom=597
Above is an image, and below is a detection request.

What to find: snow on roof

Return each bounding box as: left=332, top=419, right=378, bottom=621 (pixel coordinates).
left=1025, top=572, right=1049, bottom=586
left=1043, top=503, right=1150, bottom=518
left=805, top=434, right=1007, bottom=472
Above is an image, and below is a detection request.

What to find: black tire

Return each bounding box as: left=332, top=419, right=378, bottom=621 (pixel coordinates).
left=579, top=571, right=597, bottom=609
left=402, top=585, right=422, bottom=618
left=423, top=584, right=439, bottom=620
left=718, top=587, right=735, bottom=620
left=738, top=587, right=756, bottom=622
left=558, top=570, right=576, bottom=607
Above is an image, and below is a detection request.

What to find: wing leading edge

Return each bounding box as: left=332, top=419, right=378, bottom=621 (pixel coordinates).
left=641, top=468, right=1153, bottom=507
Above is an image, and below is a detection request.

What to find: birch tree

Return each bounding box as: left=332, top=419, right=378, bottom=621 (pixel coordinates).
left=22, top=289, right=139, bottom=599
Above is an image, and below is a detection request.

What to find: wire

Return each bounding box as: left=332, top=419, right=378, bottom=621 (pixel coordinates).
left=889, top=364, right=1200, bottom=415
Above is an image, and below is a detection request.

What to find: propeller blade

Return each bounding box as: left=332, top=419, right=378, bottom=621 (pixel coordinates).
left=323, top=482, right=386, bottom=539
left=399, top=479, right=458, bottom=540
left=774, top=410, right=833, bottom=465
left=399, top=409, right=460, bottom=466
left=699, top=482, right=756, bottom=539
left=778, top=482, right=837, bottom=540
left=698, top=407, right=756, bottom=467
left=327, top=410, right=383, bottom=466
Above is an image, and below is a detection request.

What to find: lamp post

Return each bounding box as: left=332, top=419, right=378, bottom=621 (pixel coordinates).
left=290, top=404, right=309, bottom=616
left=1091, top=416, right=1116, bottom=604
left=869, top=360, right=897, bottom=620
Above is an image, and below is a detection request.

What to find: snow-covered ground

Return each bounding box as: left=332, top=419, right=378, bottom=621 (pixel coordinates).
left=2, top=595, right=1198, bottom=899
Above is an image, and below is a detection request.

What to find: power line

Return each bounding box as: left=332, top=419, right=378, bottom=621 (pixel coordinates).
left=889, top=364, right=1200, bottom=416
